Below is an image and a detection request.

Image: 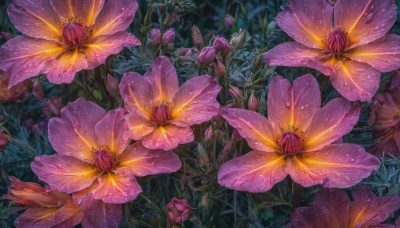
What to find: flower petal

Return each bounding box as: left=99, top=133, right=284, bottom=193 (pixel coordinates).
left=14, top=208, right=62, bottom=228
left=144, top=56, right=179, bottom=103
left=267, top=74, right=321, bottom=132
left=218, top=151, right=287, bottom=192
left=286, top=144, right=380, bottom=188
left=219, top=108, right=279, bottom=152
left=95, top=108, right=130, bottom=158
left=334, top=0, right=397, bottom=46
left=50, top=0, right=105, bottom=28
left=81, top=194, right=122, bottom=228
left=263, top=42, right=334, bottom=76
left=8, top=0, right=61, bottom=40
left=92, top=173, right=142, bottom=204
left=169, top=76, right=221, bottom=127
left=275, top=0, right=333, bottom=48
left=142, top=125, right=194, bottom=151
left=116, top=142, right=181, bottom=176
left=330, top=59, right=380, bottom=101
left=91, top=0, right=138, bottom=37
left=49, top=98, right=106, bottom=162
left=303, top=98, right=360, bottom=151
left=31, top=155, right=101, bottom=194
left=125, top=107, right=156, bottom=141
left=368, top=128, right=400, bottom=158
left=85, top=31, right=140, bottom=69
left=289, top=205, right=331, bottom=228
left=120, top=71, right=153, bottom=115
left=345, top=34, right=400, bottom=72
left=0, top=35, right=65, bottom=87
left=348, top=185, right=400, bottom=227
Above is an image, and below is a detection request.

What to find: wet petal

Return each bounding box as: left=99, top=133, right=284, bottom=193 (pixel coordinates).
left=275, top=0, right=333, bottom=48
left=50, top=0, right=105, bottom=27
left=369, top=128, right=400, bottom=157
left=142, top=125, right=194, bottom=151
left=349, top=185, right=400, bottom=227
left=0, top=36, right=65, bottom=87
left=49, top=98, right=106, bottom=162
left=303, top=98, right=360, bottom=151
left=263, top=42, right=334, bottom=75
left=95, top=108, right=130, bottom=158
left=81, top=194, right=122, bottom=228
left=170, top=76, right=221, bottom=127
left=85, top=31, right=140, bottom=69
left=220, top=108, right=279, bottom=152
left=345, top=34, right=400, bottom=72
left=92, top=173, right=142, bottom=204
left=31, top=155, right=101, bottom=194
left=15, top=208, right=57, bottom=228
left=267, top=74, right=321, bottom=132
left=125, top=107, right=156, bottom=141
left=116, top=142, right=181, bottom=176
left=218, top=151, right=287, bottom=192
left=334, top=0, right=397, bottom=46
left=290, top=205, right=331, bottom=228
left=91, top=0, right=138, bottom=37
left=120, top=71, right=153, bottom=115
left=8, top=0, right=61, bottom=40
left=330, top=59, right=380, bottom=102
left=286, top=144, right=380, bottom=188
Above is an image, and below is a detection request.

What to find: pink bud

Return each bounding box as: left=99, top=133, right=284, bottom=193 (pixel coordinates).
left=228, top=86, right=243, bottom=101
left=165, top=197, right=193, bottom=224
left=0, top=131, right=8, bottom=152
left=43, top=96, right=62, bottom=117
left=231, top=129, right=242, bottom=142
left=105, top=74, right=119, bottom=99
left=248, top=90, right=259, bottom=111
left=162, top=28, right=175, bottom=45
left=150, top=28, right=161, bottom=45
left=33, top=77, right=45, bottom=103
left=214, top=60, right=226, bottom=77
left=1, top=32, right=14, bottom=41
left=197, top=47, right=216, bottom=66
left=213, top=36, right=231, bottom=56
left=224, top=17, right=234, bottom=27
left=176, top=48, right=194, bottom=58
left=204, top=126, right=212, bottom=140
left=192, top=25, right=203, bottom=50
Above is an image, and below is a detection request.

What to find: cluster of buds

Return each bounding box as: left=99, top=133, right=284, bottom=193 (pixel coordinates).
left=165, top=197, right=193, bottom=224
left=197, top=36, right=231, bottom=67
left=150, top=28, right=175, bottom=46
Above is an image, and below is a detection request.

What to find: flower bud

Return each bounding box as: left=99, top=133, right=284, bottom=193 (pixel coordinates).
left=230, top=29, right=246, bottom=49
left=248, top=90, right=259, bottom=111
left=224, top=17, right=234, bottom=28
left=43, top=96, right=62, bottom=117
left=214, top=60, right=226, bottom=77
left=162, top=28, right=175, bottom=45
left=165, top=197, right=193, bottom=224
left=105, top=74, right=119, bottom=99
left=33, top=77, right=45, bottom=103
left=204, top=126, right=212, bottom=140
left=1, top=32, right=14, bottom=41
left=228, top=85, right=243, bottom=101
left=150, top=28, right=161, bottom=45
left=213, top=36, right=231, bottom=56
left=231, top=129, right=242, bottom=142
left=192, top=25, right=203, bottom=50
left=0, top=131, right=8, bottom=152
left=176, top=48, right=194, bottom=58
left=197, top=47, right=216, bottom=66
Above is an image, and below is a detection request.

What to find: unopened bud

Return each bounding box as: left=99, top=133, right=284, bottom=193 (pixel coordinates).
left=33, top=77, right=45, bottom=103
left=150, top=28, right=161, bottom=45
left=214, top=60, right=226, bottom=77
left=105, top=74, right=119, bottom=99
left=192, top=25, right=203, bottom=50
left=248, top=90, right=259, bottom=111
left=162, top=28, right=175, bottom=45
left=224, top=17, right=234, bottom=28
left=197, top=47, right=216, bottom=66
left=0, top=131, right=8, bottom=152
left=230, top=29, right=246, bottom=49
left=213, top=37, right=231, bottom=56
left=228, top=86, right=243, bottom=101
left=204, top=126, right=212, bottom=140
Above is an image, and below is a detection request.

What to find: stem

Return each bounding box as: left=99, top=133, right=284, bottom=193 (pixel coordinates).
left=320, top=76, right=329, bottom=94
left=292, top=183, right=303, bottom=209
left=140, top=193, right=162, bottom=214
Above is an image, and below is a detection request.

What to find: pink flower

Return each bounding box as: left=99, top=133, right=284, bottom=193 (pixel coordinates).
left=162, top=28, right=175, bottom=45
left=368, top=71, right=400, bottom=157
left=120, top=56, right=221, bottom=150
left=150, top=28, right=161, bottom=45
left=0, top=70, right=31, bottom=102
left=263, top=0, right=400, bottom=101
left=197, top=47, right=216, bottom=66
left=165, top=197, right=193, bottom=224
left=30, top=98, right=181, bottom=226
left=212, top=36, right=231, bottom=56
left=0, top=0, right=141, bottom=87
left=288, top=186, right=400, bottom=227
left=2, top=176, right=83, bottom=228
left=218, top=74, right=380, bottom=192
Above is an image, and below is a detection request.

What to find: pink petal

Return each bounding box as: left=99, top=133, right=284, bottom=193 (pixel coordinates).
left=286, top=144, right=380, bottom=188
left=289, top=205, right=331, bottom=228
left=51, top=201, right=83, bottom=228
left=263, top=42, right=333, bottom=75
left=49, top=97, right=106, bottom=162
left=50, top=0, right=105, bottom=28
left=334, top=0, right=397, bottom=47
left=330, top=59, right=380, bottom=102
left=95, top=108, right=130, bottom=158
left=219, top=108, right=279, bottom=152
left=81, top=194, right=122, bottom=228
left=303, top=98, right=360, bottom=151
left=124, top=107, right=156, bottom=141
left=8, top=0, right=61, bottom=40
left=91, top=0, right=138, bottom=37
left=31, top=155, right=101, bottom=194
left=169, top=76, right=221, bottom=127
left=275, top=0, right=333, bottom=49
left=116, top=142, right=181, bottom=176
left=85, top=31, right=141, bottom=69
left=349, top=185, right=400, bottom=227
left=368, top=128, right=400, bottom=158
left=91, top=173, right=142, bottom=204
left=369, top=92, right=400, bottom=131
left=345, top=34, right=400, bottom=72
left=120, top=71, right=153, bottom=114
left=143, top=56, right=179, bottom=103
left=218, top=151, right=287, bottom=192
left=142, top=125, right=194, bottom=151
left=267, top=74, right=321, bottom=133
left=0, top=35, right=64, bottom=87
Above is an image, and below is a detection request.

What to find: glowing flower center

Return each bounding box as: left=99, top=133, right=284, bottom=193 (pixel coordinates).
left=327, top=27, right=349, bottom=53
left=62, top=20, right=86, bottom=49
left=280, top=130, right=302, bottom=154
left=93, top=149, right=115, bottom=172
left=152, top=103, right=170, bottom=125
